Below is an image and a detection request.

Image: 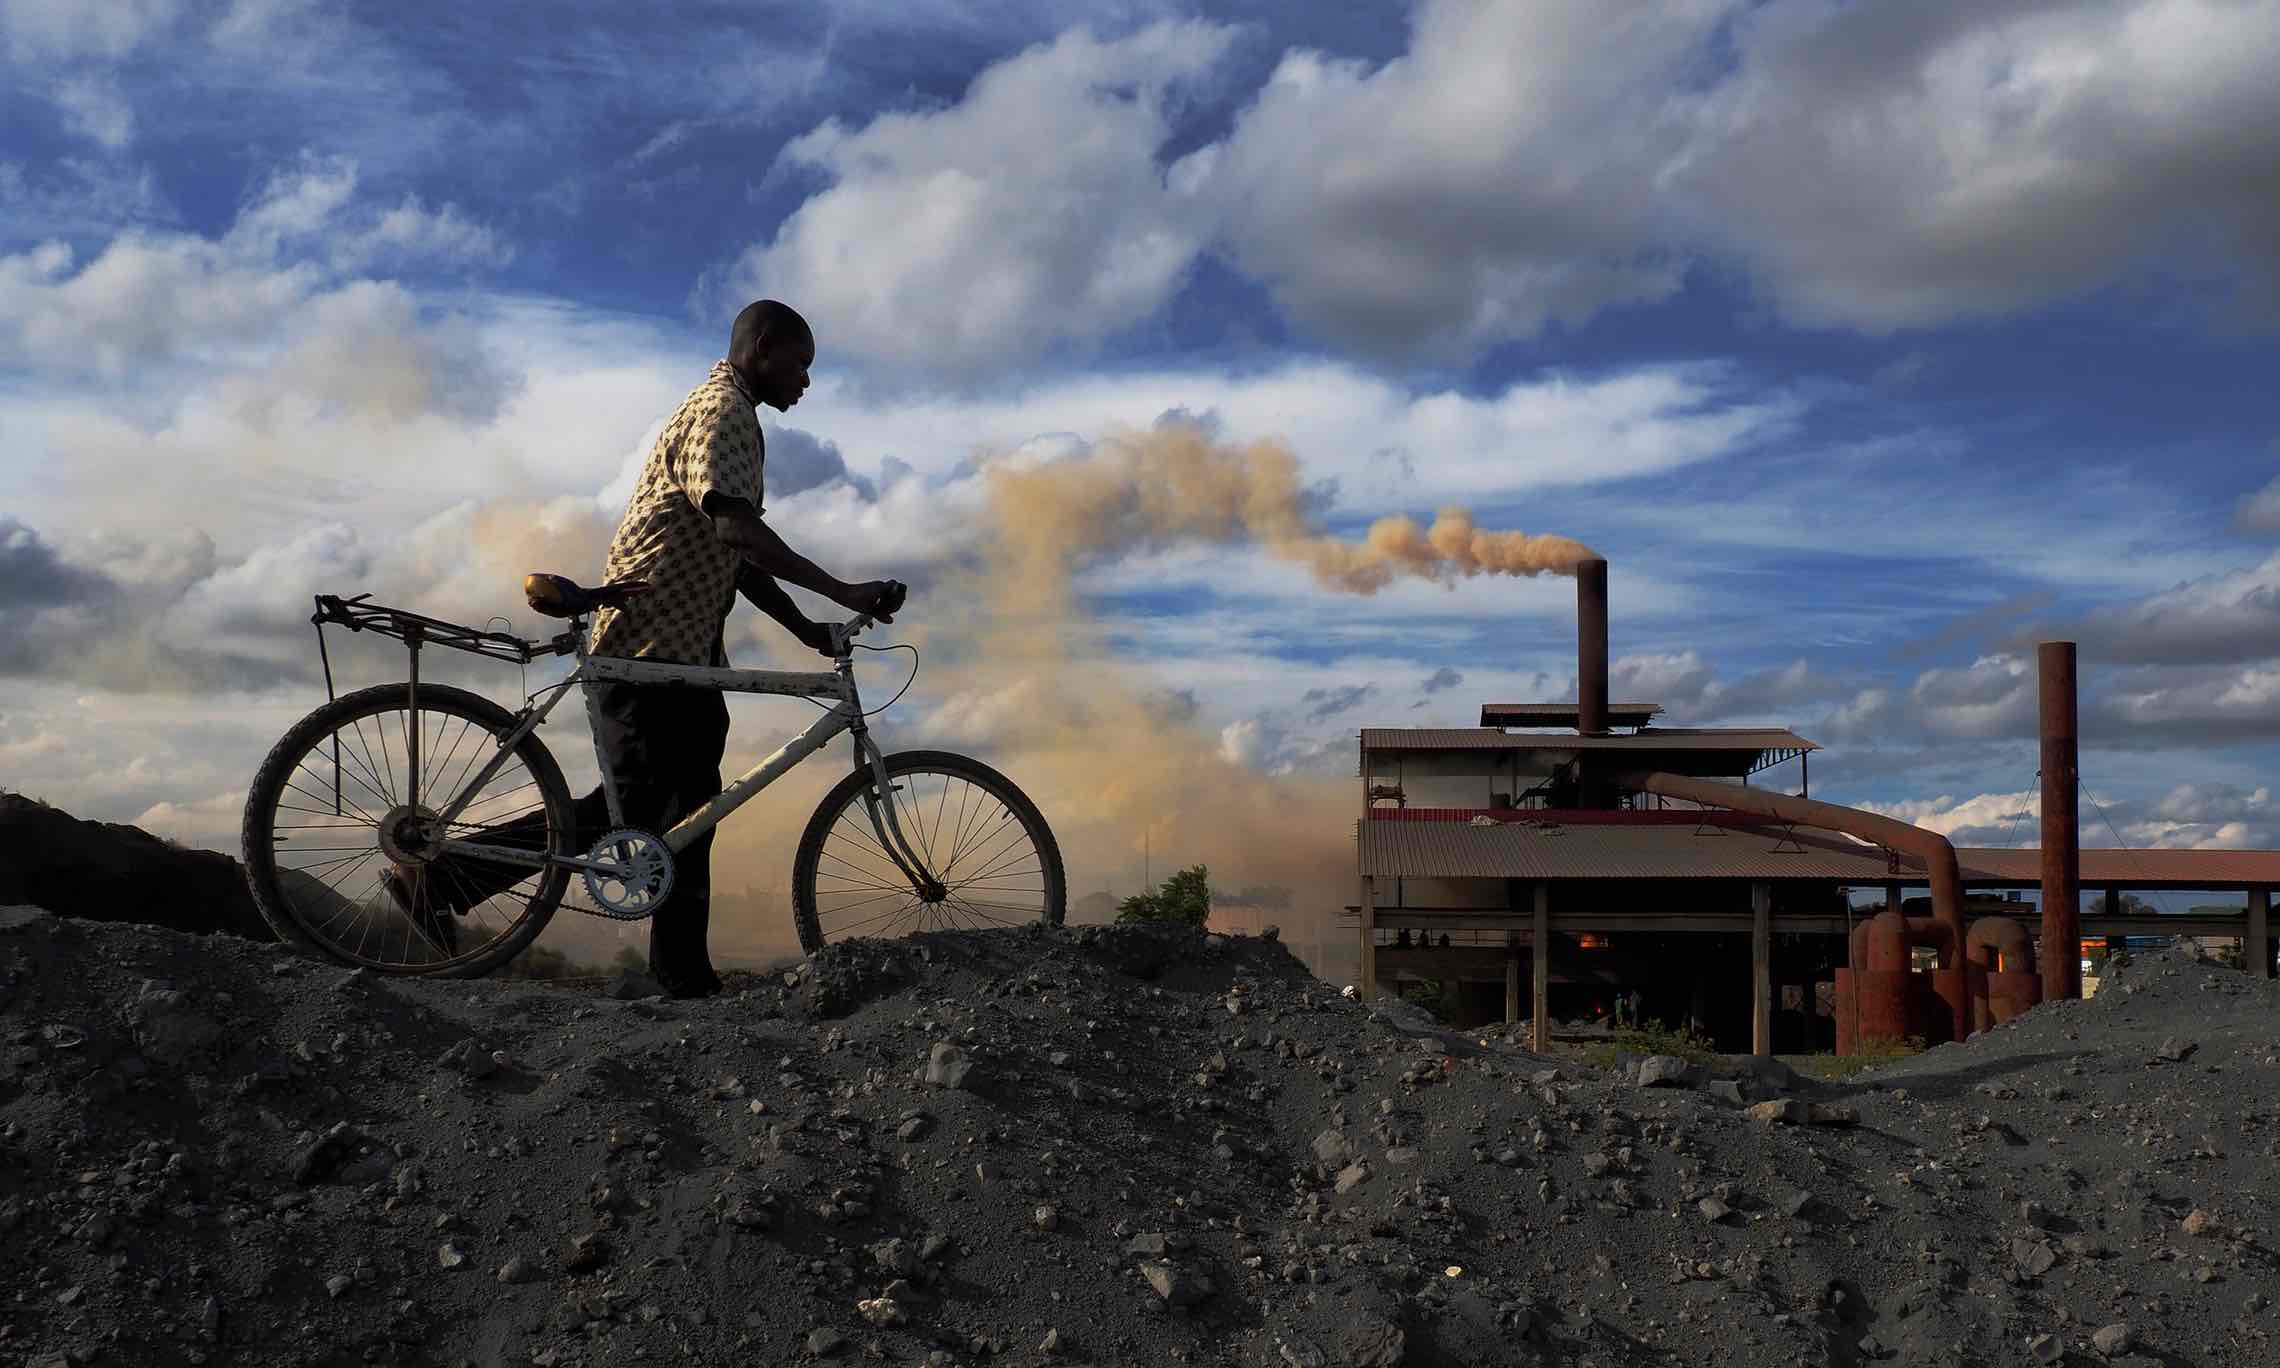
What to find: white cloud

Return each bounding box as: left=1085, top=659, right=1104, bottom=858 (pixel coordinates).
left=52, top=74, right=134, bottom=147
left=0, top=159, right=512, bottom=384
left=2055, top=552, right=2280, bottom=665
left=734, top=20, right=1235, bottom=377
left=743, top=0, right=2280, bottom=364
left=1679, top=0, right=2280, bottom=330
left=1857, top=788, right=2039, bottom=843
left=1199, top=0, right=1714, bottom=356
left=791, top=358, right=1792, bottom=512
left=336, top=197, right=513, bottom=270
left=0, top=0, right=179, bottom=61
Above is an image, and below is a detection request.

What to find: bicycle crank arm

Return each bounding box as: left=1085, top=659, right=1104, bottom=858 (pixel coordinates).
left=433, top=840, right=637, bottom=877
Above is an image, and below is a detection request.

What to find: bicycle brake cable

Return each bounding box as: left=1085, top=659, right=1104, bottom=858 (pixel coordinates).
left=786, top=641, right=918, bottom=718
left=854, top=642, right=918, bottom=717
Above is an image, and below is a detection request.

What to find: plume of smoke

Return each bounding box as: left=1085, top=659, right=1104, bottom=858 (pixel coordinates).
left=982, top=420, right=1597, bottom=602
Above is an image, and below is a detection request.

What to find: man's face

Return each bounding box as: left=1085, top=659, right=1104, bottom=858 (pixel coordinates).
left=752, top=338, right=814, bottom=412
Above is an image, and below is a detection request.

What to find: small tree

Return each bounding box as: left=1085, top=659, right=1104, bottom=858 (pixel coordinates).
left=1116, top=864, right=1213, bottom=927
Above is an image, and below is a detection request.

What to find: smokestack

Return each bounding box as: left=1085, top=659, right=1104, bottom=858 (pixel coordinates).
left=2039, top=641, right=2082, bottom=1000
left=1577, top=557, right=1608, bottom=735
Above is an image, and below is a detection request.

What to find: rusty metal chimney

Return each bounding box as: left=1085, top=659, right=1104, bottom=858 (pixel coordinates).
left=2039, top=641, right=2082, bottom=1000
left=1577, top=557, right=1609, bottom=735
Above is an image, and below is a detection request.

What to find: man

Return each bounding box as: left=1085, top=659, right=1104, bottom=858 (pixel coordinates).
left=390, top=300, right=904, bottom=997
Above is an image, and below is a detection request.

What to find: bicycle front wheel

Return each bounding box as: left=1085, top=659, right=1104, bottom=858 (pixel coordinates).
left=240, top=682, right=575, bottom=976
left=792, top=749, right=1065, bottom=953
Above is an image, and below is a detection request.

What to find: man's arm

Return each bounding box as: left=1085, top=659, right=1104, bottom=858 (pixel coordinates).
left=705, top=493, right=906, bottom=621
left=735, top=561, right=835, bottom=657
left=705, top=494, right=852, bottom=603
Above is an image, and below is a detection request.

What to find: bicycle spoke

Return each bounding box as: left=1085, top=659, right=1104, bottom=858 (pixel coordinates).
left=282, top=771, right=383, bottom=826
left=336, top=722, right=394, bottom=816
left=942, top=895, right=1018, bottom=927
left=319, top=736, right=395, bottom=819
left=943, top=815, right=1027, bottom=883
left=942, top=780, right=990, bottom=875
left=825, top=898, right=928, bottom=939
left=942, top=790, right=1010, bottom=877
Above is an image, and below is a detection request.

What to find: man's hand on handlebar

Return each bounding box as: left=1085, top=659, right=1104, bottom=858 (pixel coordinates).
left=840, top=579, right=906, bottom=623
left=792, top=619, right=838, bottom=659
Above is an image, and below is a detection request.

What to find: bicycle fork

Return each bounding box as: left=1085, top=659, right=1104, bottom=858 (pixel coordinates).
left=850, top=724, right=946, bottom=900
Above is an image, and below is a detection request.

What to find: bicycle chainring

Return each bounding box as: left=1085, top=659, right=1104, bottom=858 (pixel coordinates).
left=579, top=827, right=675, bottom=921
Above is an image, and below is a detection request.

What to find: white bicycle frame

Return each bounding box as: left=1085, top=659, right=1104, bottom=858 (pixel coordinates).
left=420, top=612, right=934, bottom=888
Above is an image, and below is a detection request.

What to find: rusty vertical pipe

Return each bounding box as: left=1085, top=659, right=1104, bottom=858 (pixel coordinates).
left=1577, top=557, right=1608, bottom=736
left=2039, top=641, right=2082, bottom=1001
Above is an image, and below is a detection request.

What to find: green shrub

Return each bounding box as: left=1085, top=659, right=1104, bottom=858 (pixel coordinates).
left=1115, top=864, right=1213, bottom=928
left=1582, top=1018, right=1721, bottom=1069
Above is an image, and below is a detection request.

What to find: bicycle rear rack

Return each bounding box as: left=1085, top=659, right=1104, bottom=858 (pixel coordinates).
left=306, top=593, right=586, bottom=818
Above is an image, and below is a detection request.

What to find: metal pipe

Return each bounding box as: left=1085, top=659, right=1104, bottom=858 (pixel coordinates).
left=1577, top=558, right=1608, bottom=736
left=1615, top=769, right=1969, bottom=1043
left=2039, top=641, right=2082, bottom=1001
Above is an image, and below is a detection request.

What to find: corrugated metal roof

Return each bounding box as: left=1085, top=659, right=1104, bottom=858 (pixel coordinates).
left=1356, top=819, right=2280, bottom=887
left=1956, top=848, right=2280, bottom=887
left=1360, top=727, right=1818, bottom=753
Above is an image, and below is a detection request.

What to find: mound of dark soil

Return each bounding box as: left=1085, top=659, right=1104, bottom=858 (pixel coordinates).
left=0, top=904, right=2274, bottom=1368
left=0, top=793, right=271, bottom=941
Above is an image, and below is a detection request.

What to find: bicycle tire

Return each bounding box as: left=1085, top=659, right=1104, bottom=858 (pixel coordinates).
left=791, top=749, right=1065, bottom=954
left=240, top=682, right=575, bottom=977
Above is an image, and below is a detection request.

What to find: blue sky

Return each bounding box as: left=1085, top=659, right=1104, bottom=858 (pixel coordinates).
left=4, top=0, right=2280, bottom=929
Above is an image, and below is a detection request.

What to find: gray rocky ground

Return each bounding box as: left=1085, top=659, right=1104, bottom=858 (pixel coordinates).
left=1, top=902, right=2275, bottom=1367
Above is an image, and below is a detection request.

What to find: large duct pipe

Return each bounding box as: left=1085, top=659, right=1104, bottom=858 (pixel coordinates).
left=2039, top=641, right=2082, bottom=1001
left=1577, top=558, right=1609, bottom=736
left=1615, top=769, right=1969, bottom=1043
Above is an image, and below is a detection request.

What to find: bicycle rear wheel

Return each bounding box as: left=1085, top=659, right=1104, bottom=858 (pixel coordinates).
left=792, top=749, right=1065, bottom=953
left=240, top=682, right=574, bottom=976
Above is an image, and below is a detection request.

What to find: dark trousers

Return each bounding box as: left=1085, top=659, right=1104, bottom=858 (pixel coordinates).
left=443, top=677, right=729, bottom=993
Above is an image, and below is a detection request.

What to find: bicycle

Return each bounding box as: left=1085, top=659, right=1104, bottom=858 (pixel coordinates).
left=239, top=573, right=1065, bottom=976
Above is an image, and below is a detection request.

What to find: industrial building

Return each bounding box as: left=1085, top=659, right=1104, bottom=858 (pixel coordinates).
left=1347, top=560, right=2280, bottom=1054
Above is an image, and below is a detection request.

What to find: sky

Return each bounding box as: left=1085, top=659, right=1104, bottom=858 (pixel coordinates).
left=5, top=0, right=2280, bottom=956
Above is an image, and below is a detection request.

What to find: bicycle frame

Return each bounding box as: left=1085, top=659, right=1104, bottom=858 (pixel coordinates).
left=393, top=609, right=936, bottom=891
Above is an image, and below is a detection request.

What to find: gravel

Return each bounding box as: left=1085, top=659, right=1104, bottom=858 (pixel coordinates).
left=0, top=903, right=2276, bottom=1366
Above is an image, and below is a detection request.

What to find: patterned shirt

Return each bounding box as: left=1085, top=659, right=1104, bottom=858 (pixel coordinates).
left=589, top=362, right=764, bottom=665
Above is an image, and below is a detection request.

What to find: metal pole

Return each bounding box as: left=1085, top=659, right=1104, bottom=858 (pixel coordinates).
left=1505, top=931, right=1521, bottom=1026
left=2250, top=887, right=2271, bottom=980
left=1359, top=875, right=1377, bottom=1002
left=2039, top=641, right=2082, bottom=1001
left=1532, top=882, right=1551, bottom=1052
left=1751, top=881, right=1772, bottom=1056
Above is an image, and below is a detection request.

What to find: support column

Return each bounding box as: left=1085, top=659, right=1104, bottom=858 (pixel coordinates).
left=1505, top=931, right=1521, bottom=1025
left=1884, top=882, right=1901, bottom=916
left=2250, top=887, right=2271, bottom=980
left=1752, top=882, right=1773, bottom=1057
left=1359, top=876, right=1377, bottom=1002
left=1532, top=883, right=1550, bottom=1053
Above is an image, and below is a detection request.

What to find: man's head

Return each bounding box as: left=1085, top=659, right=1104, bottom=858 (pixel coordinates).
left=727, top=299, right=814, bottom=412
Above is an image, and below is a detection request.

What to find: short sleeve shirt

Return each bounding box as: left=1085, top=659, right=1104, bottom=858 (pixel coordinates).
left=589, top=362, right=764, bottom=665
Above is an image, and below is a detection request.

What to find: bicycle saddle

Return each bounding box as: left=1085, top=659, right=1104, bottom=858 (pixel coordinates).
left=523, top=572, right=652, bottom=618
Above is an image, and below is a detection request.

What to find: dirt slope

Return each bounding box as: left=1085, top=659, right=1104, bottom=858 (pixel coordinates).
left=1, top=904, right=2274, bottom=1367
